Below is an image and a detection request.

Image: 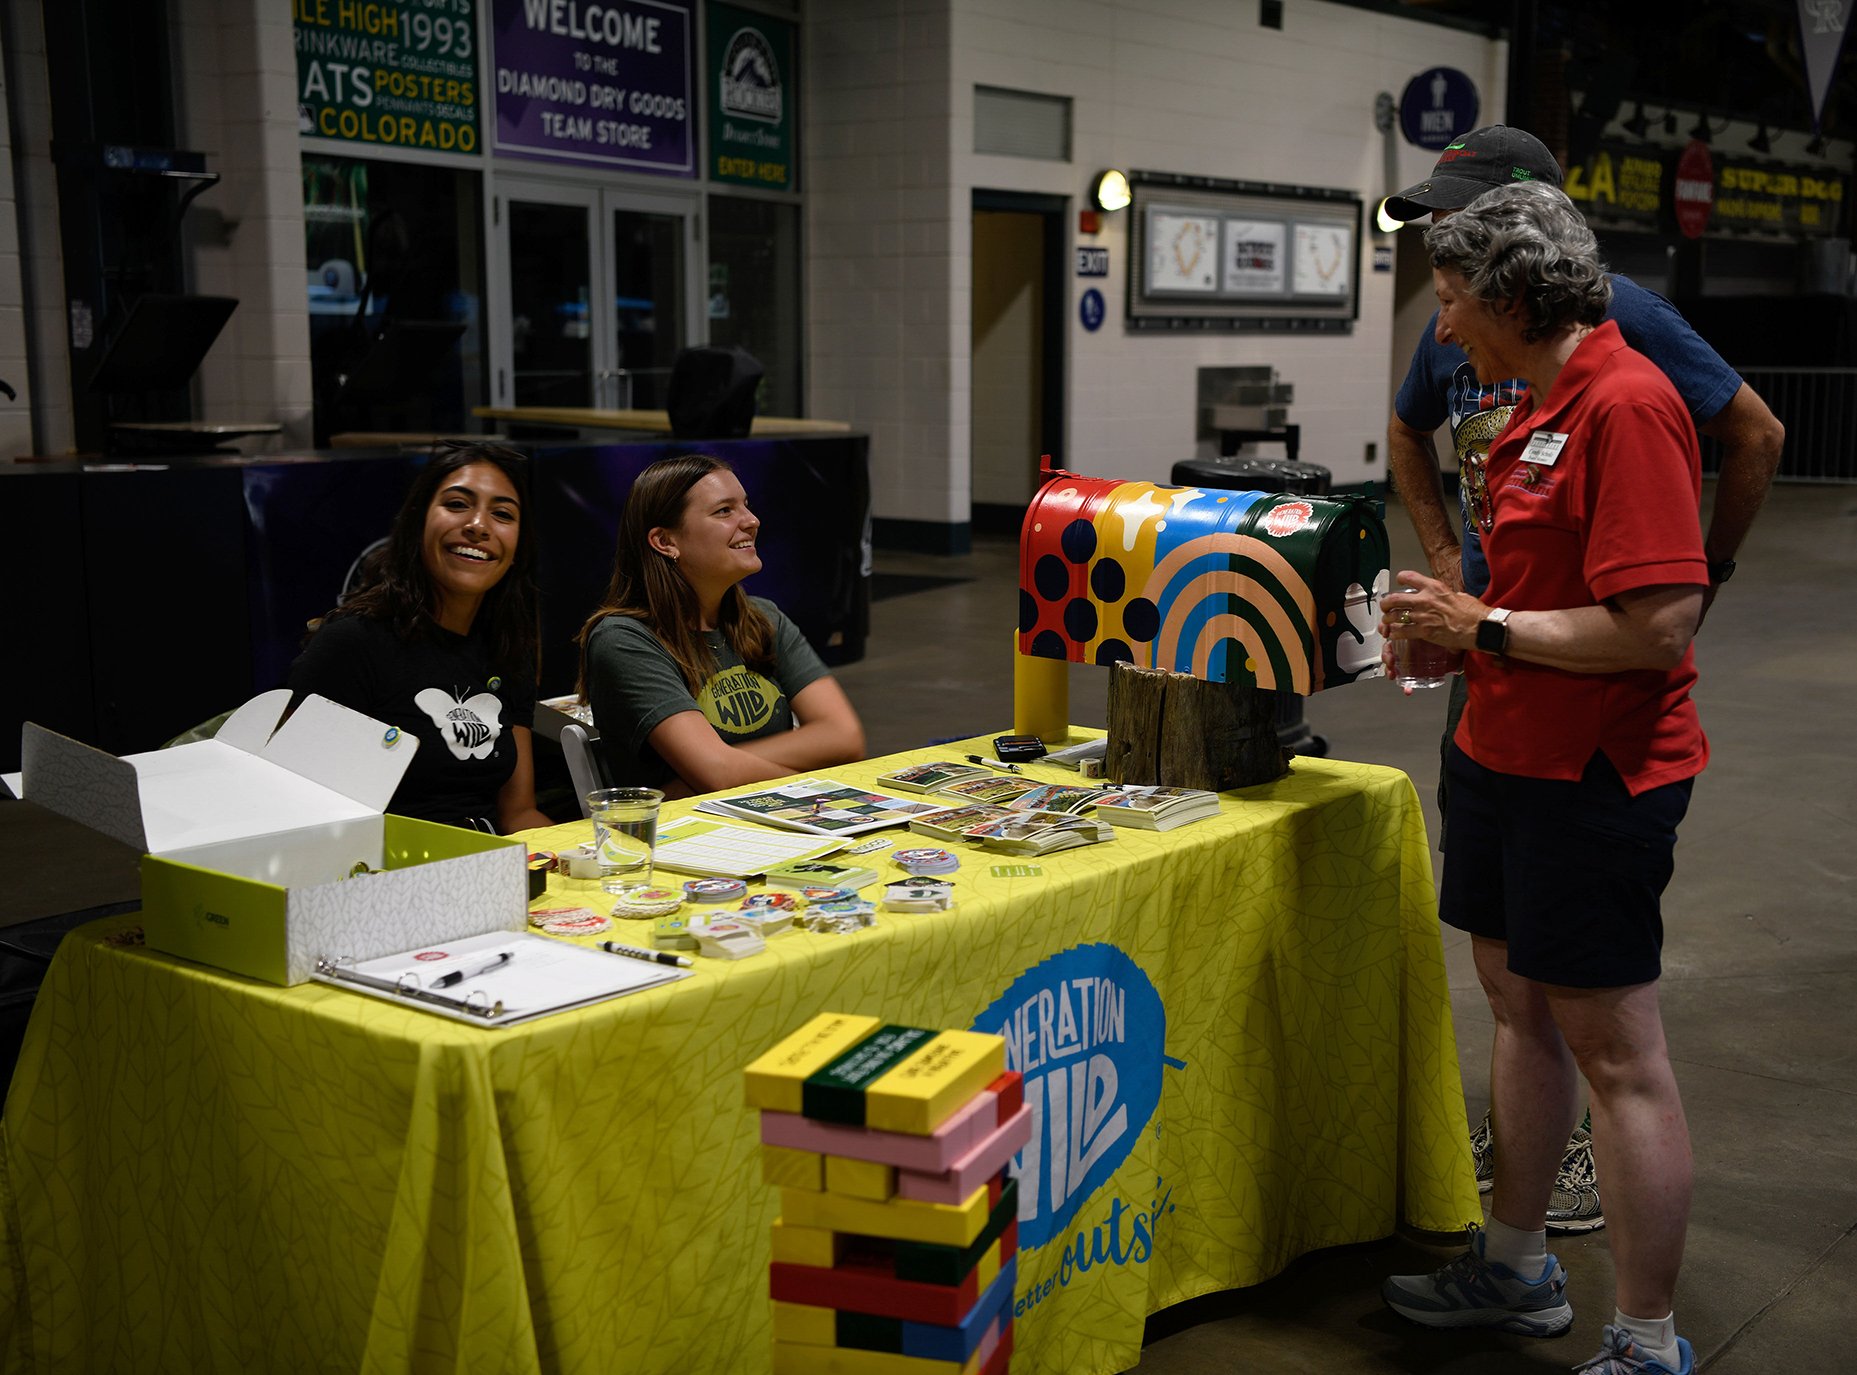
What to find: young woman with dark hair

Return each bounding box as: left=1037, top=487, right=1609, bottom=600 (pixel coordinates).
left=289, top=440, right=552, bottom=833
left=576, top=454, right=864, bottom=795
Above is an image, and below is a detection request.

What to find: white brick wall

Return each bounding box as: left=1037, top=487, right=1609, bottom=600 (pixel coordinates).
left=0, top=26, right=28, bottom=460
left=173, top=0, right=312, bottom=448
left=2, top=1, right=72, bottom=456
left=809, top=0, right=1504, bottom=524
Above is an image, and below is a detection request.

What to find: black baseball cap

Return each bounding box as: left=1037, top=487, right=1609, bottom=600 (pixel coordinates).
left=1383, top=125, right=1564, bottom=221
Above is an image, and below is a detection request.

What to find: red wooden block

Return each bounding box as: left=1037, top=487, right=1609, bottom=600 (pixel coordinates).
left=987, top=1071, right=1023, bottom=1125
left=770, top=1252, right=989, bottom=1327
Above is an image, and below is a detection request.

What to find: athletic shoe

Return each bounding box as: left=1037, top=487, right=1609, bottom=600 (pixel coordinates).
left=1573, top=1324, right=1694, bottom=1373
left=1470, top=1109, right=1494, bottom=1194
left=1547, top=1119, right=1606, bottom=1235
left=1381, top=1224, right=1574, bottom=1336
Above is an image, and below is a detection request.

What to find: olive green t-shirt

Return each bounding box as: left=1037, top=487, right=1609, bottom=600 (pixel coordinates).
left=585, top=598, right=830, bottom=789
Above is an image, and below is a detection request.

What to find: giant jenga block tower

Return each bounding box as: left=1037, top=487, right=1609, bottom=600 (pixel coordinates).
left=746, top=1013, right=1032, bottom=1375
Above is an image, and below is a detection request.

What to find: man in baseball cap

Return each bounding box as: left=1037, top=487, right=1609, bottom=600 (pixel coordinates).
left=1381, top=124, right=1782, bottom=1244
left=1382, top=124, right=1563, bottom=222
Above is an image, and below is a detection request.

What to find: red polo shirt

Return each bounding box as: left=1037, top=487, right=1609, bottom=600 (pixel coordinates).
left=1455, top=322, right=1709, bottom=794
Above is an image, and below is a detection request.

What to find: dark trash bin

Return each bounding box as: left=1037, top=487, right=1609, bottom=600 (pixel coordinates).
left=1170, top=454, right=1332, bottom=495
left=1168, top=454, right=1337, bottom=757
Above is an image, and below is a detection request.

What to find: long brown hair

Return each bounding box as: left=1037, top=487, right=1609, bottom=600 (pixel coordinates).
left=320, top=440, right=538, bottom=672
left=576, top=454, right=775, bottom=695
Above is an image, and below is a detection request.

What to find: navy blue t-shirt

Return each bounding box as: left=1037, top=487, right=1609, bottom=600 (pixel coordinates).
left=1393, top=274, right=1742, bottom=595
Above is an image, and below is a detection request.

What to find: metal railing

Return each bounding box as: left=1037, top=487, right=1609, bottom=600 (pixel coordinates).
left=1705, top=367, right=1857, bottom=483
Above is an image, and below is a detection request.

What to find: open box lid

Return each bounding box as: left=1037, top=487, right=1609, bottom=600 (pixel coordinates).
left=21, top=689, right=421, bottom=854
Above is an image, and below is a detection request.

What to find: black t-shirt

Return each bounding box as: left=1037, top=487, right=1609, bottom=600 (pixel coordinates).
left=287, top=614, right=537, bottom=830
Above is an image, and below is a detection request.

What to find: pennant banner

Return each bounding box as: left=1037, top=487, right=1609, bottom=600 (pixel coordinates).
left=1798, top=0, right=1852, bottom=131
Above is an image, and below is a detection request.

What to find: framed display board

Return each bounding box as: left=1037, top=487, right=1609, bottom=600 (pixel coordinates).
left=1127, top=171, right=1363, bottom=332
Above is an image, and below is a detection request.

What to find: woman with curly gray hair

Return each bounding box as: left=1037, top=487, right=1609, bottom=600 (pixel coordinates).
left=1377, top=182, right=1710, bottom=1375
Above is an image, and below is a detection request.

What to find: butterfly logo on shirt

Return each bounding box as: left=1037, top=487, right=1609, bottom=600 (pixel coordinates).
left=414, top=687, right=505, bottom=761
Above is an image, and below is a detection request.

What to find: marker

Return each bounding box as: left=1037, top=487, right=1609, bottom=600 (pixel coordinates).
left=964, top=754, right=1022, bottom=774
left=601, top=940, right=695, bottom=970
left=432, top=950, right=515, bottom=988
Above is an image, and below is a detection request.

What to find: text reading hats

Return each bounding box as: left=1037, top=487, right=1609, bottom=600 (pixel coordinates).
left=1383, top=125, right=1563, bottom=221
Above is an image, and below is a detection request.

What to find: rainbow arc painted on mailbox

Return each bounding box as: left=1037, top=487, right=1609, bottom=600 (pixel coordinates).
left=1018, top=465, right=1391, bottom=693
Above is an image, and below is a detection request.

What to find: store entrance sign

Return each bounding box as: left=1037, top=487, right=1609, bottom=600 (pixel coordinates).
left=707, top=2, right=795, bottom=190
left=295, top=0, right=481, bottom=152
left=492, top=0, right=694, bottom=174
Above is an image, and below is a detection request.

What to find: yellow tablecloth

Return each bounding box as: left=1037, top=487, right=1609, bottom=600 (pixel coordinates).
left=0, top=739, right=1476, bottom=1374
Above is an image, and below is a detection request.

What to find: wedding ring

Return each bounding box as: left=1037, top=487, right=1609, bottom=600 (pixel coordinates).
left=1398, top=609, right=1413, bottom=625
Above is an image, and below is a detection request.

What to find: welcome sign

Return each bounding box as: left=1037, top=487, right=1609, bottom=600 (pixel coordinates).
left=492, top=0, right=694, bottom=174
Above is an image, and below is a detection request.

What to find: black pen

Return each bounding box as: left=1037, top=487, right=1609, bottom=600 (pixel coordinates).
left=600, top=940, right=694, bottom=970
left=432, top=950, right=515, bottom=988
left=965, top=754, right=1022, bottom=774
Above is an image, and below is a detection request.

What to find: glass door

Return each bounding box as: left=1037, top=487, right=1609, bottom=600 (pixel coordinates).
left=607, top=200, right=688, bottom=411
left=500, top=182, right=598, bottom=409
left=494, top=180, right=699, bottom=413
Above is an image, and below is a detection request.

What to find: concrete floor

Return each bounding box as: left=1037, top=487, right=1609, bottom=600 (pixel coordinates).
left=838, top=482, right=1857, bottom=1374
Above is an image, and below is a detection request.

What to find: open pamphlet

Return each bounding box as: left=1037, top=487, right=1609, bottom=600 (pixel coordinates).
left=312, top=930, right=687, bottom=1027
left=649, top=815, right=845, bottom=879
left=693, top=778, right=947, bottom=837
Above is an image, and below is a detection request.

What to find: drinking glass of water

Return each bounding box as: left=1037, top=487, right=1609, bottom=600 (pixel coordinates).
left=586, top=787, right=663, bottom=894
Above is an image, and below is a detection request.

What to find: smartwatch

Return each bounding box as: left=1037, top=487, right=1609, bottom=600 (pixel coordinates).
left=1475, top=607, right=1514, bottom=656
left=1708, top=557, right=1737, bottom=585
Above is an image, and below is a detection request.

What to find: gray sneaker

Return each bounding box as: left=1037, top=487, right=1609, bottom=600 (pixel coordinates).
left=1470, top=1110, right=1494, bottom=1194
left=1381, top=1224, right=1574, bottom=1336
left=1574, top=1324, right=1694, bottom=1373
left=1547, top=1119, right=1605, bottom=1235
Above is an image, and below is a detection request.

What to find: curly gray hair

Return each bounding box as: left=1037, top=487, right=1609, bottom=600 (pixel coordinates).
left=1423, top=182, right=1612, bottom=343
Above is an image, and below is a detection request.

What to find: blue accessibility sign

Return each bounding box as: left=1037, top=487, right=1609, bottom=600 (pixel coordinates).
left=1079, top=288, right=1105, bottom=332
left=1398, top=67, right=1479, bottom=151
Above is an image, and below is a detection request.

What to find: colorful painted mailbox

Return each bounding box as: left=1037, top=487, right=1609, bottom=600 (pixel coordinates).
left=1018, top=466, right=1389, bottom=693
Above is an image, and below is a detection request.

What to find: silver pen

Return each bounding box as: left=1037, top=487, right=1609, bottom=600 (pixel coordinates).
left=432, top=950, right=516, bottom=989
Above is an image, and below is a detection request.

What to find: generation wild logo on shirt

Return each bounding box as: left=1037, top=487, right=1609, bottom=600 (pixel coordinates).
left=700, top=664, right=782, bottom=736
left=414, top=688, right=504, bottom=761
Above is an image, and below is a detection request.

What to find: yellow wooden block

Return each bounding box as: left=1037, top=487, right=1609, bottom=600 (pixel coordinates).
left=771, top=1300, right=837, bottom=1346
left=865, top=1030, right=1006, bottom=1135
left=745, top=1013, right=883, bottom=1112
left=779, top=1179, right=990, bottom=1248
left=972, top=1235, right=1001, bottom=1292
left=770, top=1219, right=840, bottom=1267
left=825, top=1152, right=895, bottom=1201
left=762, top=1144, right=825, bottom=1191
left=771, top=1339, right=983, bottom=1375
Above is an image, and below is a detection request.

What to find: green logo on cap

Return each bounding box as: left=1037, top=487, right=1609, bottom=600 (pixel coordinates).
left=1512, top=167, right=1535, bottom=181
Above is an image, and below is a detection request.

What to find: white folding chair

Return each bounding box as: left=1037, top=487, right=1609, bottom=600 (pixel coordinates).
left=559, top=723, right=611, bottom=818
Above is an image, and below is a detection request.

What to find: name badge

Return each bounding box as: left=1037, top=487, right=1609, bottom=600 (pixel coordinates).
left=1520, top=430, right=1570, bottom=467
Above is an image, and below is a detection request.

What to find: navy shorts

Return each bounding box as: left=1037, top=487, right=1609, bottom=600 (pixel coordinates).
left=1438, top=744, right=1694, bottom=988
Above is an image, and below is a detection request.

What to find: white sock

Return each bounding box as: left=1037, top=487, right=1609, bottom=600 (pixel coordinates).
left=1615, top=1310, right=1681, bottom=1370
left=1481, top=1216, right=1549, bottom=1279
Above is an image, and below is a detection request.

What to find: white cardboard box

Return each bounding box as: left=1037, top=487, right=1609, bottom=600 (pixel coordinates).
left=21, top=689, right=527, bottom=985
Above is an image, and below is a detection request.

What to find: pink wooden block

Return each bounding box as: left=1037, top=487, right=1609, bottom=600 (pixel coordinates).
left=895, top=1104, right=1033, bottom=1204
left=761, top=1083, right=999, bottom=1173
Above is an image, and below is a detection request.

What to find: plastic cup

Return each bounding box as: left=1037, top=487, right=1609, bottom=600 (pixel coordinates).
left=586, top=787, right=663, bottom=894
left=1393, top=637, right=1464, bottom=690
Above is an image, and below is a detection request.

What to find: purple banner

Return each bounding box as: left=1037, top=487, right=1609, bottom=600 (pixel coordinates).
left=492, top=0, right=693, bottom=174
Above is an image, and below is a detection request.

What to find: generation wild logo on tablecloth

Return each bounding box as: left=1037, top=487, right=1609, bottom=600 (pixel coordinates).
left=972, top=943, right=1171, bottom=1253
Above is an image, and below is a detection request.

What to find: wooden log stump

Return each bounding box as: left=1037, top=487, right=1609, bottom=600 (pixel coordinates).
left=1105, top=662, right=1289, bottom=791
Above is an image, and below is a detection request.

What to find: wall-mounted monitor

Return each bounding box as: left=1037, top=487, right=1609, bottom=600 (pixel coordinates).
left=1127, top=172, right=1362, bottom=332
